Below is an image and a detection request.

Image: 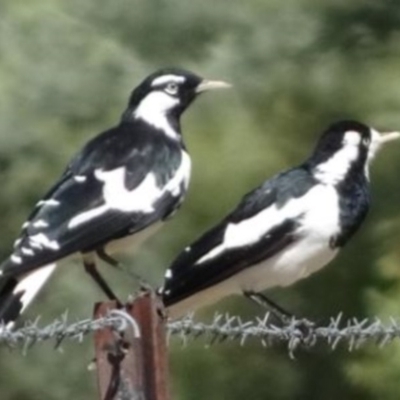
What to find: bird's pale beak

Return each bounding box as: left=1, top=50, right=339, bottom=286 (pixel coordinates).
left=196, top=80, right=232, bottom=93
left=379, top=131, right=400, bottom=144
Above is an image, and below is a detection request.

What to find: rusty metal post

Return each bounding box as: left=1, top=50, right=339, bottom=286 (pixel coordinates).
left=132, top=293, right=169, bottom=400
left=93, top=293, right=169, bottom=400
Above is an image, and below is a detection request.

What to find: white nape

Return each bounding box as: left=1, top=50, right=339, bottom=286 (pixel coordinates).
left=134, top=92, right=180, bottom=140
left=315, top=130, right=361, bottom=185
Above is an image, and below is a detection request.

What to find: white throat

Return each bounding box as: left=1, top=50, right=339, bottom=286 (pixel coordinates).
left=134, top=91, right=180, bottom=140
left=363, top=128, right=384, bottom=181
left=368, top=129, right=383, bottom=163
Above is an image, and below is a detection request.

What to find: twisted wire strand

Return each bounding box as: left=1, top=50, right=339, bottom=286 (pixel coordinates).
left=1, top=311, right=400, bottom=356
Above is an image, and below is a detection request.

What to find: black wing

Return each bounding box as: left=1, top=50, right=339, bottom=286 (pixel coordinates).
left=163, top=168, right=316, bottom=306
left=2, top=120, right=186, bottom=277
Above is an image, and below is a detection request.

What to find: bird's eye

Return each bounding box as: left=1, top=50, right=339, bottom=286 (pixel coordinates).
left=165, top=82, right=179, bottom=95
left=362, top=137, right=370, bottom=146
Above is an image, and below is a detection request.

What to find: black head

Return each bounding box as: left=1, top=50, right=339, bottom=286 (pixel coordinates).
left=124, top=68, right=230, bottom=123
left=307, top=120, right=400, bottom=182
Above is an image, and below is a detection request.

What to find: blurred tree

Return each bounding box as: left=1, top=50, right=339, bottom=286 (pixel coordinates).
left=1, top=0, right=400, bottom=399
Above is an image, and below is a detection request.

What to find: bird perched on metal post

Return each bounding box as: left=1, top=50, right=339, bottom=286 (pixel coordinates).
left=161, top=120, right=399, bottom=319
left=0, top=68, right=231, bottom=329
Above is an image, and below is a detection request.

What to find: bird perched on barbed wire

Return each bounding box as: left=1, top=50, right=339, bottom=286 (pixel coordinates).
left=161, top=120, right=399, bottom=319
left=0, top=67, right=231, bottom=329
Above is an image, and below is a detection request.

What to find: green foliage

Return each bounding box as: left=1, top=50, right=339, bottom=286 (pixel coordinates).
left=1, top=0, right=400, bottom=398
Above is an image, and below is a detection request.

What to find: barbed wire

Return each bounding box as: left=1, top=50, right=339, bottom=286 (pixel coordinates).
left=1, top=310, right=400, bottom=356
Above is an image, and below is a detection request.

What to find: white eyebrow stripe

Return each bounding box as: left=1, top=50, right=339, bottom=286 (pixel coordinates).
left=151, top=75, right=185, bottom=87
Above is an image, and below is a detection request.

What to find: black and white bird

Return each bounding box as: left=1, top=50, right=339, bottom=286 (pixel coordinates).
left=0, top=68, right=230, bottom=328
left=161, top=120, right=399, bottom=318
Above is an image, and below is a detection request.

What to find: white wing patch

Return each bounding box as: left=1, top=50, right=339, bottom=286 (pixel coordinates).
left=30, top=241, right=42, bottom=250
left=68, top=205, right=108, bottom=229
left=134, top=91, right=180, bottom=140
left=74, top=175, right=87, bottom=183
left=197, top=184, right=341, bottom=264
left=21, top=247, right=34, bottom=256
left=29, top=233, right=60, bottom=250
left=97, top=169, right=161, bottom=212
left=10, top=255, right=22, bottom=264
left=68, top=151, right=191, bottom=229
left=32, top=220, right=49, bottom=228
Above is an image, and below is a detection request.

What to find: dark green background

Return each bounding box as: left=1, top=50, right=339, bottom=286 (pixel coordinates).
left=1, top=0, right=400, bottom=398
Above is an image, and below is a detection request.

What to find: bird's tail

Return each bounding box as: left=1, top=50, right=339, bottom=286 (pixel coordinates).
left=0, top=264, right=56, bottom=330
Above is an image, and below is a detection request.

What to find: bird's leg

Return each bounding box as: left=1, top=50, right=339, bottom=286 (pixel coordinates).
left=244, top=290, right=293, bottom=324
left=97, top=248, right=152, bottom=292
left=244, top=291, right=315, bottom=342
left=83, top=255, right=122, bottom=306
left=96, top=250, right=121, bottom=269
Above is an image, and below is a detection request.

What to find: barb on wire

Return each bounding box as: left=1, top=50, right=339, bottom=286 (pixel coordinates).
left=1, top=310, right=400, bottom=356
left=0, top=311, right=130, bottom=352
